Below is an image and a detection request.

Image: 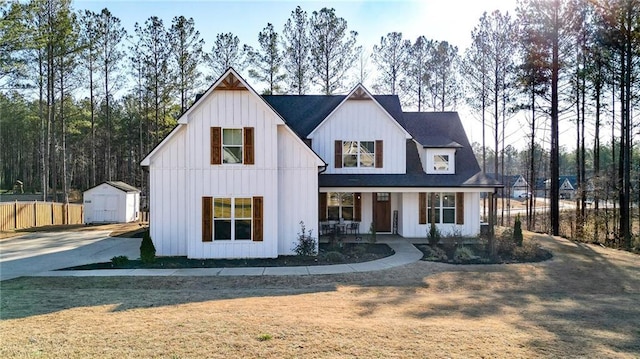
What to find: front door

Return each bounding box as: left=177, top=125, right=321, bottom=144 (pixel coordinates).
left=374, top=192, right=391, bottom=232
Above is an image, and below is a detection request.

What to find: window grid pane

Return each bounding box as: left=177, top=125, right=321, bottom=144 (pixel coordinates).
left=214, top=198, right=231, bottom=218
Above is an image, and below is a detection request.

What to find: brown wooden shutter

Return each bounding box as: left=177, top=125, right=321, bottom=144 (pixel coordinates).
left=243, top=127, right=254, bottom=164
left=253, top=196, right=263, bottom=241
left=456, top=192, right=464, bottom=225
left=418, top=192, right=426, bottom=224
left=354, top=193, right=362, bottom=221
left=210, top=127, right=221, bottom=165
left=375, top=140, right=383, bottom=168
left=334, top=140, right=342, bottom=168
left=319, top=193, right=327, bottom=221
left=202, top=197, right=212, bottom=242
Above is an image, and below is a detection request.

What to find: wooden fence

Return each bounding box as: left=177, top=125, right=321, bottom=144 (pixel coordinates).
left=0, top=201, right=84, bottom=231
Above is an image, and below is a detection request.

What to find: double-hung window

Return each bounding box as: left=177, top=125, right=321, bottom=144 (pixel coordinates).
left=421, top=192, right=462, bottom=225
left=210, top=127, right=254, bottom=165
left=327, top=192, right=354, bottom=220
left=427, top=192, right=455, bottom=224
left=214, top=197, right=252, bottom=240
left=222, top=129, right=243, bottom=164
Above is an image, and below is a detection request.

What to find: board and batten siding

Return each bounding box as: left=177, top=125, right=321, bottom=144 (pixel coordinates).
left=148, top=126, right=188, bottom=256
left=185, top=90, right=280, bottom=258
left=310, top=100, right=407, bottom=174
left=399, top=191, right=482, bottom=237
left=277, top=126, right=320, bottom=255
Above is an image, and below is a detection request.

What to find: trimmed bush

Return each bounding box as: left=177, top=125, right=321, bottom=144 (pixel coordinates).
left=140, top=230, right=156, bottom=264
left=513, top=214, right=523, bottom=247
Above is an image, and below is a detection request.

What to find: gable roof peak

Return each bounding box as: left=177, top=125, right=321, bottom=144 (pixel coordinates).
left=346, top=84, right=373, bottom=101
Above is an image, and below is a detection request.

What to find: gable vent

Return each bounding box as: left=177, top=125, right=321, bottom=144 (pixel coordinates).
left=214, top=72, right=247, bottom=91
left=349, top=87, right=372, bottom=100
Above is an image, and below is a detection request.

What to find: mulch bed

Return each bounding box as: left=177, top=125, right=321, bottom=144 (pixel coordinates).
left=61, top=243, right=394, bottom=270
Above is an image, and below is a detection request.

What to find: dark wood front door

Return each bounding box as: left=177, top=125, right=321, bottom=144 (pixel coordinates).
left=374, top=192, right=391, bottom=232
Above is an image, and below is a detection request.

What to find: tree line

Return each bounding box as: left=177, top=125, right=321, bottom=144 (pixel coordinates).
left=1, top=0, right=639, bottom=249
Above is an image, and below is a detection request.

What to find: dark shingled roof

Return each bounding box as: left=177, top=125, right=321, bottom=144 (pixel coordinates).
left=262, top=94, right=406, bottom=137
left=262, top=95, right=344, bottom=137
left=262, top=94, right=501, bottom=189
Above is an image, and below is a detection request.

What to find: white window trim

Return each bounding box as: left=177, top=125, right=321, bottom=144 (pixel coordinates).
left=327, top=192, right=355, bottom=221
left=213, top=197, right=252, bottom=241
left=426, top=149, right=456, bottom=174
left=222, top=128, right=243, bottom=165
left=427, top=192, right=457, bottom=224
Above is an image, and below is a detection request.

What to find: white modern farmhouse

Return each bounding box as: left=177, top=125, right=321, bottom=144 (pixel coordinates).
left=141, top=68, right=501, bottom=259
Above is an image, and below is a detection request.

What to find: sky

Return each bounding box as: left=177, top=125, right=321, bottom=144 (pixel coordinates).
left=72, top=0, right=546, bottom=150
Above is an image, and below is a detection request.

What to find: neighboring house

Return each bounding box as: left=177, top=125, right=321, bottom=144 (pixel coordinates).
left=486, top=174, right=530, bottom=198
left=511, top=175, right=531, bottom=198
left=83, top=181, right=140, bottom=224
left=559, top=176, right=578, bottom=199
left=141, top=68, right=501, bottom=259
left=534, top=176, right=579, bottom=199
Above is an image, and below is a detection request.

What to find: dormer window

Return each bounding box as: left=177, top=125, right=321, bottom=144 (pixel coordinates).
left=426, top=149, right=456, bottom=174
left=433, top=154, right=449, bottom=171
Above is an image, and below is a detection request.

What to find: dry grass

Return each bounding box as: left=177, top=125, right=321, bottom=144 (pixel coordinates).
left=1, top=232, right=639, bottom=358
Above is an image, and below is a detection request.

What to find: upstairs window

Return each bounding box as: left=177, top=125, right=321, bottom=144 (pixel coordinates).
left=211, top=127, right=254, bottom=165
left=335, top=140, right=382, bottom=169
left=343, top=141, right=375, bottom=168
left=433, top=154, right=449, bottom=171
left=223, top=129, right=243, bottom=164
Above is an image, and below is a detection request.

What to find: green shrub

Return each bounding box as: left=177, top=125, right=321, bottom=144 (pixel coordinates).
left=453, top=246, right=476, bottom=263
left=422, top=245, right=448, bottom=261
left=427, top=223, right=441, bottom=246
left=324, top=251, right=345, bottom=263
left=140, top=230, right=156, bottom=264
left=292, top=221, right=318, bottom=256
left=513, top=214, right=523, bottom=247
left=110, top=255, right=129, bottom=267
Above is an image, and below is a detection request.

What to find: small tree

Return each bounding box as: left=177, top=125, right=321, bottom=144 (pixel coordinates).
left=428, top=222, right=441, bottom=246
left=513, top=214, right=523, bottom=247
left=368, top=222, right=377, bottom=244
left=292, top=221, right=317, bottom=256
left=140, top=230, right=156, bottom=263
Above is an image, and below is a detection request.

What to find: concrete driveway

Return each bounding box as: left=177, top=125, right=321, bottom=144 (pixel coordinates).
left=0, top=231, right=141, bottom=281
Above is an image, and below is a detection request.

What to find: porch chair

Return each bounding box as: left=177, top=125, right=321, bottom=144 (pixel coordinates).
left=346, top=222, right=359, bottom=234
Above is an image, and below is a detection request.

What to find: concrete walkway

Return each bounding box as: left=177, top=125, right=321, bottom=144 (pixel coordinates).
left=1, top=234, right=423, bottom=279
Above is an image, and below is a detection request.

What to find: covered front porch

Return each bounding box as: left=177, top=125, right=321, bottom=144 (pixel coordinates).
left=318, top=189, right=488, bottom=239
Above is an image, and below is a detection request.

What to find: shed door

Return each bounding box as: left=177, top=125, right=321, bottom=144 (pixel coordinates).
left=93, top=194, right=118, bottom=222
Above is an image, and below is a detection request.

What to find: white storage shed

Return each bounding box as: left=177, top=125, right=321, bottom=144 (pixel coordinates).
left=83, top=181, right=140, bottom=224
